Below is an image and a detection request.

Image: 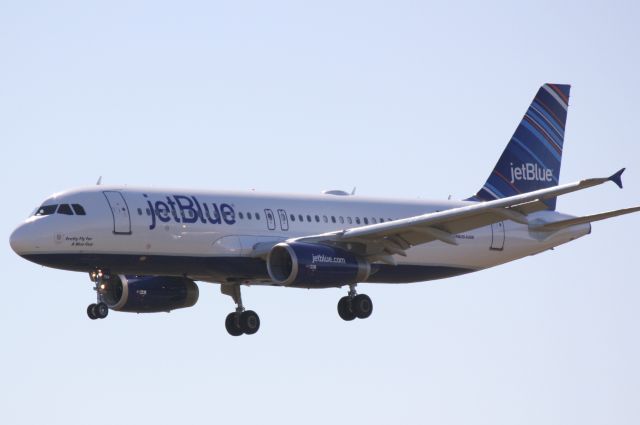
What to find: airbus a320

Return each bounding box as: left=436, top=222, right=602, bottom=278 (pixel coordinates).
left=10, top=84, right=639, bottom=336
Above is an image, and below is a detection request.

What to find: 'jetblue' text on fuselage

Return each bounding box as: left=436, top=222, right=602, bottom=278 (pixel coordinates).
left=144, top=194, right=235, bottom=230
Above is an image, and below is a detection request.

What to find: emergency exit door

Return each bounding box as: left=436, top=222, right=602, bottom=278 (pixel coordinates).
left=264, top=209, right=276, bottom=230
left=277, top=209, right=289, bottom=231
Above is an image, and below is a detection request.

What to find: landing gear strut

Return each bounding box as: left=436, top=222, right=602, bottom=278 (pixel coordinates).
left=221, top=284, right=260, bottom=336
left=87, top=269, right=110, bottom=320
left=337, top=284, right=373, bottom=321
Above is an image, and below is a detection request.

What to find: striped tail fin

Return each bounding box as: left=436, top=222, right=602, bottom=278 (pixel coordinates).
left=469, top=83, right=570, bottom=210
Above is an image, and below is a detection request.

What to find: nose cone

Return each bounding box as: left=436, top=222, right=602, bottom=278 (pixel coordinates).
left=9, top=223, right=32, bottom=256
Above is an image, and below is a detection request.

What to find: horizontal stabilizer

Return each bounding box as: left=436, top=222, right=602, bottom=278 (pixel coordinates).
left=532, top=206, right=640, bottom=231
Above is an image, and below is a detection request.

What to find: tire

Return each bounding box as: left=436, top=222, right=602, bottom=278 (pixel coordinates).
left=87, top=304, right=98, bottom=320
left=96, top=302, right=109, bottom=319
left=240, top=310, right=260, bottom=335
left=352, top=294, right=373, bottom=319
left=337, top=296, right=356, bottom=321
left=225, top=312, right=243, bottom=336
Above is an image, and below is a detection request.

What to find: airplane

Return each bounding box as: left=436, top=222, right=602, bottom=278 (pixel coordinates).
left=9, top=83, right=640, bottom=336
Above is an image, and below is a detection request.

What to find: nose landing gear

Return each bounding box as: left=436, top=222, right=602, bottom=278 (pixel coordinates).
left=337, top=284, right=373, bottom=321
left=87, top=269, right=110, bottom=320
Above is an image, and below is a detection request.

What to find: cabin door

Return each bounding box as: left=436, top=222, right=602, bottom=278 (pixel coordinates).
left=490, top=221, right=505, bottom=250
left=103, top=191, right=132, bottom=235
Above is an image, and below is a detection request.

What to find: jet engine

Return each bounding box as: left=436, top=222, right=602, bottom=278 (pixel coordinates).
left=266, top=242, right=370, bottom=287
left=99, top=275, right=199, bottom=313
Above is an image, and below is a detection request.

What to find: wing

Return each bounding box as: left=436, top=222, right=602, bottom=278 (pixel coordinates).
left=287, top=169, right=635, bottom=262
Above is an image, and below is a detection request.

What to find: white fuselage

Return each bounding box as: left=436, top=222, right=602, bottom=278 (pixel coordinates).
left=9, top=185, right=591, bottom=286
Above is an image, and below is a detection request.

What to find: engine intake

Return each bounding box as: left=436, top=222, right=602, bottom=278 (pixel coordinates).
left=100, top=275, right=199, bottom=313
left=267, top=242, right=370, bottom=287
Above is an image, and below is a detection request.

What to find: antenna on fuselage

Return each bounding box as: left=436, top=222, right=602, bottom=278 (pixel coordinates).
left=96, top=176, right=102, bottom=186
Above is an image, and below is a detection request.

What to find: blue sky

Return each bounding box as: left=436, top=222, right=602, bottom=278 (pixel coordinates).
left=1, top=1, right=639, bottom=424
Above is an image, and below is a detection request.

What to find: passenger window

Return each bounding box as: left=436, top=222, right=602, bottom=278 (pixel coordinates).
left=290, top=214, right=295, bottom=222
left=323, top=215, right=328, bottom=223
left=363, top=217, right=369, bottom=225
left=372, top=217, right=377, bottom=224
left=315, top=215, right=320, bottom=222
left=306, top=215, right=311, bottom=222
left=255, top=213, right=260, bottom=220
left=247, top=212, right=252, bottom=220
left=380, top=218, right=385, bottom=223
left=36, top=205, right=58, bottom=216
left=331, top=216, right=336, bottom=223
left=355, top=217, right=361, bottom=224
left=347, top=217, right=352, bottom=224
left=299, top=214, right=304, bottom=222
left=339, top=216, right=344, bottom=224
left=72, top=204, right=86, bottom=215
left=137, top=208, right=142, bottom=216
left=239, top=212, right=244, bottom=219
left=57, top=204, right=74, bottom=215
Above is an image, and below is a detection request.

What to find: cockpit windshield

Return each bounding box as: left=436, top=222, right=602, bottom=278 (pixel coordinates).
left=34, top=203, right=87, bottom=216
left=72, top=204, right=86, bottom=215
left=35, top=205, right=58, bottom=216
left=57, top=204, right=73, bottom=215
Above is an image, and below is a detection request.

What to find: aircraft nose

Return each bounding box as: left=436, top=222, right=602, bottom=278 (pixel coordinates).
left=9, top=223, right=32, bottom=256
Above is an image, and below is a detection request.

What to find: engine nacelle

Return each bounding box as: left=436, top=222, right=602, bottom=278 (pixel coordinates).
left=267, top=242, right=370, bottom=287
left=100, top=275, right=199, bottom=313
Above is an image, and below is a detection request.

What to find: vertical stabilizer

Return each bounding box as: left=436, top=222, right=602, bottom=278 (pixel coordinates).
left=470, top=84, right=570, bottom=210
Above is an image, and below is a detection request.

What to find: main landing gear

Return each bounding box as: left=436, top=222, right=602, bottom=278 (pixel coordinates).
left=337, top=284, right=373, bottom=321
left=87, top=269, right=109, bottom=320
left=221, top=284, right=260, bottom=336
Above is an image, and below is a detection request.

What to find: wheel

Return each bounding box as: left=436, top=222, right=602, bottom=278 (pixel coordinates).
left=337, top=296, right=356, bottom=321
left=240, top=310, right=260, bottom=335
left=95, top=302, right=109, bottom=319
left=352, top=294, right=373, bottom=319
left=87, top=304, right=98, bottom=320
left=225, top=312, right=243, bottom=336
